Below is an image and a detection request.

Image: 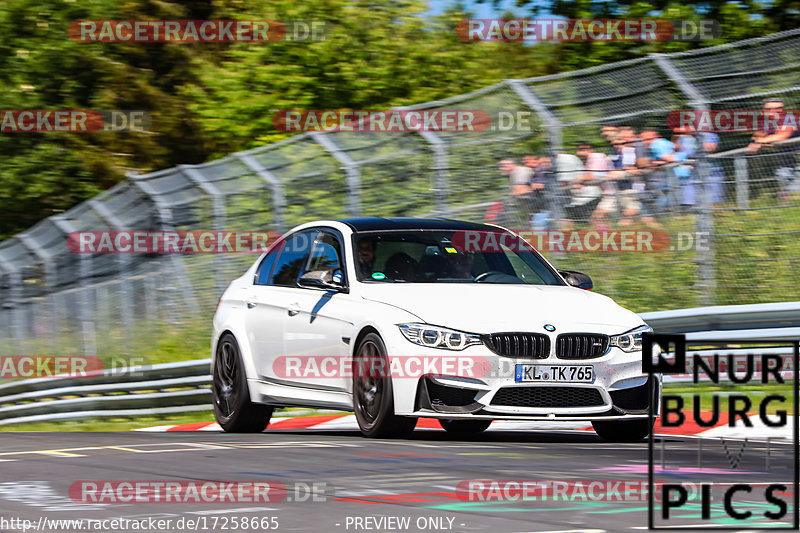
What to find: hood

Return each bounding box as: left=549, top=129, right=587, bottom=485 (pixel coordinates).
left=360, top=283, right=644, bottom=335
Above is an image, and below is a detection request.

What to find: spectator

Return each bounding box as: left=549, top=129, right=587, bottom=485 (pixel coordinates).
left=672, top=126, right=699, bottom=211
left=746, top=98, right=799, bottom=201
left=605, top=133, right=644, bottom=226
left=557, top=146, right=601, bottom=228
left=601, top=125, right=619, bottom=144
left=523, top=155, right=551, bottom=230
left=576, top=142, right=614, bottom=230
left=701, top=131, right=725, bottom=207
left=746, top=98, right=797, bottom=153
left=640, top=130, right=678, bottom=213
left=500, top=158, right=533, bottom=196
left=499, top=158, right=534, bottom=224
left=620, top=127, right=660, bottom=227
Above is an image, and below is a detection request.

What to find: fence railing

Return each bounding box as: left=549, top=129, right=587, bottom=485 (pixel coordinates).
left=1, top=29, right=800, bottom=358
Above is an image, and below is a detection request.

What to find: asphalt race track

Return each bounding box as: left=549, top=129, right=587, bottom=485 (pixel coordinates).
left=0, top=428, right=795, bottom=533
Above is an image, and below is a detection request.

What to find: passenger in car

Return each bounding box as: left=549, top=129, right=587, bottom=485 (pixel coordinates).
left=385, top=252, right=418, bottom=282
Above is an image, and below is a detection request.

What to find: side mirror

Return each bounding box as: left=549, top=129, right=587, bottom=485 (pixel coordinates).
left=298, top=269, right=346, bottom=292
left=559, top=270, right=593, bottom=290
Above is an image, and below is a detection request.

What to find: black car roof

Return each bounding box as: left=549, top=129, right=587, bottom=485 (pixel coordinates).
left=339, top=217, right=499, bottom=233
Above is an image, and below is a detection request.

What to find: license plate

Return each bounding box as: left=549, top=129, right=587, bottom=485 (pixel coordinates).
left=515, top=364, right=594, bottom=383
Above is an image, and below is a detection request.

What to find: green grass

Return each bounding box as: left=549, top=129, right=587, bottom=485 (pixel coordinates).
left=550, top=195, right=800, bottom=313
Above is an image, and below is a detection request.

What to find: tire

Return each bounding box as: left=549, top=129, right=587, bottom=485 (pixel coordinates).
left=212, top=333, right=273, bottom=433
left=592, top=419, right=652, bottom=442
left=438, top=419, right=492, bottom=438
left=352, top=332, right=417, bottom=438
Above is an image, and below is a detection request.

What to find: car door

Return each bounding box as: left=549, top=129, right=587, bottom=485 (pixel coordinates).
left=282, top=229, right=354, bottom=392
left=245, top=230, right=316, bottom=382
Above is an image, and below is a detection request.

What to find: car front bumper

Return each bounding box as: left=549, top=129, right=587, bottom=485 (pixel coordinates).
left=383, top=328, right=661, bottom=420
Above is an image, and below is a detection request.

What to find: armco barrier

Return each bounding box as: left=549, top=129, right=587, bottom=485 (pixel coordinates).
left=0, top=302, right=797, bottom=425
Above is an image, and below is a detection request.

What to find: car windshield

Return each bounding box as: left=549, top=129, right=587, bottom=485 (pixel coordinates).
left=354, top=229, right=564, bottom=285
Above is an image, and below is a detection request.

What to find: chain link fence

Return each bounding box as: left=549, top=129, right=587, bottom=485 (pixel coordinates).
left=1, top=29, right=799, bottom=359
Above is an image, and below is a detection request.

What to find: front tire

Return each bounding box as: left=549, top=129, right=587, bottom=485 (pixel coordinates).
left=352, top=333, right=417, bottom=438
left=592, top=419, right=652, bottom=442
left=438, top=419, right=492, bottom=437
left=212, top=333, right=273, bottom=433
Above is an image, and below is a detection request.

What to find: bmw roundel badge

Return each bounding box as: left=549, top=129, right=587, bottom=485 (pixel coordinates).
left=543, top=324, right=556, bottom=332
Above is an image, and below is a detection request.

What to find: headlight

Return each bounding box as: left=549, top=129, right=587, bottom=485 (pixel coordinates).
left=609, top=325, right=652, bottom=353
left=397, top=323, right=482, bottom=351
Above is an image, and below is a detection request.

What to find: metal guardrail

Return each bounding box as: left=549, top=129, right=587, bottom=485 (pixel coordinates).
left=641, top=301, right=800, bottom=334
left=0, top=359, right=212, bottom=426
left=0, top=302, right=797, bottom=426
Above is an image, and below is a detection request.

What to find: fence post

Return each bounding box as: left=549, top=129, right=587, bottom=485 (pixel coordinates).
left=237, top=153, right=287, bottom=233
left=180, top=166, right=228, bottom=296
left=86, top=200, right=135, bottom=354
left=311, top=131, right=361, bottom=217
left=0, top=258, right=23, bottom=354
left=88, top=199, right=134, bottom=337
left=734, top=156, right=750, bottom=208
left=50, top=216, right=97, bottom=356
left=650, top=53, right=715, bottom=306
left=16, top=233, right=59, bottom=355
left=418, top=131, right=450, bottom=216
left=506, top=79, right=566, bottom=226
left=129, top=174, right=200, bottom=322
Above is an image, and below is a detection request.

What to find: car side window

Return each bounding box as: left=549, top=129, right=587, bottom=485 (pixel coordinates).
left=305, top=232, right=343, bottom=274
left=253, top=244, right=281, bottom=285
left=269, top=231, right=316, bottom=287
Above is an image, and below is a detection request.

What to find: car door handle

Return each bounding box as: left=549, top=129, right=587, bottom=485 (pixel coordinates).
left=246, top=301, right=256, bottom=309
left=287, top=303, right=301, bottom=317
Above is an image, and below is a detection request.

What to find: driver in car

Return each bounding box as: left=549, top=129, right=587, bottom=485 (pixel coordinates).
left=357, top=239, right=376, bottom=276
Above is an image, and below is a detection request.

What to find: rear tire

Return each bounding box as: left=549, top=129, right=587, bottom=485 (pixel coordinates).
left=212, top=333, right=273, bottom=433
left=592, top=419, right=652, bottom=442
left=352, top=333, right=417, bottom=438
left=438, top=419, right=492, bottom=437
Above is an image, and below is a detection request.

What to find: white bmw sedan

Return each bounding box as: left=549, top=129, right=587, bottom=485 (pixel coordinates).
left=211, top=218, right=660, bottom=440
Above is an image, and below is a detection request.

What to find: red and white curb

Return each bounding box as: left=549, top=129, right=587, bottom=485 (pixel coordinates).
left=135, top=413, right=792, bottom=440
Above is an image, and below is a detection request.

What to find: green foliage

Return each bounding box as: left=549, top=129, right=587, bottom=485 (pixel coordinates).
left=0, top=0, right=211, bottom=239
left=0, top=0, right=793, bottom=241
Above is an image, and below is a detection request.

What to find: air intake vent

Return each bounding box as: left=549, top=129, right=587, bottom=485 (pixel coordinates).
left=491, top=387, right=604, bottom=408
left=556, top=334, right=609, bottom=359
left=485, top=333, right=550, bottom=359
left=426, top=379, right=478, bottom=407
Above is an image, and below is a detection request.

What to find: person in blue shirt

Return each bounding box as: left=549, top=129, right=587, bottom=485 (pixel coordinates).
left=640, top=130, right=677, bottom=213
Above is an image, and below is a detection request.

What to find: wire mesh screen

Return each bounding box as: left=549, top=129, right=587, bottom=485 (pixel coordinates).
left=1, top=29, right=800, bottom=358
